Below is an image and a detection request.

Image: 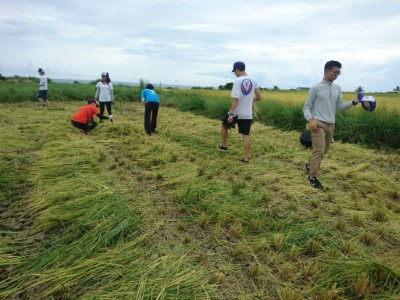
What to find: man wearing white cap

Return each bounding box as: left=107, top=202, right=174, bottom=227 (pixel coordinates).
left=36, top=68, right=50, bottom=108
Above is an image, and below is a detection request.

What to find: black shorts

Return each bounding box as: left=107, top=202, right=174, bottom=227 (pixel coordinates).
left=36, top=90, right=48, bottom=100
left=222, top=116, right=252, bottom=135
left=237, top=119, right=252, bottom=135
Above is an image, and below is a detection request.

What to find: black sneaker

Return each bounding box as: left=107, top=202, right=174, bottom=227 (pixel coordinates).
left=217, top=145, right=228, bottom=152
left=304, top=164, right=310, bottom=174
left=308, top=177, right=323, bottom=189
left=240, top=158, right=249, bottom=163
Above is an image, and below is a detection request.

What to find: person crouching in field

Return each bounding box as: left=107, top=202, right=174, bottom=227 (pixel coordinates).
left=36, top=68, right=50, bottom=108
left=141, top=83, right=160, bottom=135
left=71, top=99, right=113, bottom=135
left=217, top=61, right=261, bottom=163
left=303, top=60, right=360, bottom=189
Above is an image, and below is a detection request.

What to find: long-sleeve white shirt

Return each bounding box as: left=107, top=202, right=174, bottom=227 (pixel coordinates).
left=303, top=80, right=353, bottom=124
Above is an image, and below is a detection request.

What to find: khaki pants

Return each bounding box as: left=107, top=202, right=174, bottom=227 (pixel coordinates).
left=309, top=120, right=335, bottom=178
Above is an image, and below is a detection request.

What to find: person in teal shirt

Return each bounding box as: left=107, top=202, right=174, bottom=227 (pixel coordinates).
left=141, top=83, right=160, bottom=135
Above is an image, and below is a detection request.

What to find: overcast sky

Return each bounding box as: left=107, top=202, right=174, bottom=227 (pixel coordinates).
left=1, top=0, right=400, bottom=92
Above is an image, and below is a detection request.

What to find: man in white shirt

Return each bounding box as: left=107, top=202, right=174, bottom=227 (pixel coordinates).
left=36, top=68, right=50, bottom=108
left=303, top=60, right=360, bottom=189
left=217, top=61, right=261, bottom=163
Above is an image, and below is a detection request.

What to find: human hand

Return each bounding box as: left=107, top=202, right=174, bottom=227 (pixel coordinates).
left=308, top=119, right=318, bottom=131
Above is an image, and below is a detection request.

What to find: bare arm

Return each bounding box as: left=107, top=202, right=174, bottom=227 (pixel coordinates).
left=228, top=98, right=239, bottom=114
left=254, top=88, right=261, bottom=101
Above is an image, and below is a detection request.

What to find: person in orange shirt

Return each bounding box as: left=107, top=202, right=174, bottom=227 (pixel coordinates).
left=71, top=99, right=113, bottom=135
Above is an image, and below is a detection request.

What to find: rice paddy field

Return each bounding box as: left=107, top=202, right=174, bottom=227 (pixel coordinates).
left=0, top=87, right=400, bottom=299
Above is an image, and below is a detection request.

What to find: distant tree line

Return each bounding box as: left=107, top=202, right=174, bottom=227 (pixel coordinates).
left=0, top=71, right=399, bottom=94
left=191, top=86, right=214, bottom=90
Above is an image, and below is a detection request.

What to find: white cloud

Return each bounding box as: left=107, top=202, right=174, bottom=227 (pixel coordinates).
left=1, top=0, right=400, bottom=92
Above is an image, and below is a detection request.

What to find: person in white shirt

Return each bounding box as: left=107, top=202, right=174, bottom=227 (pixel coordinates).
left=217, top=61, right=261, bottom=163
left=95, top=72, right=114, bottom=121
left=36, top=68, right=50, bottom=108
left=303, top=60, right=360, bottom=189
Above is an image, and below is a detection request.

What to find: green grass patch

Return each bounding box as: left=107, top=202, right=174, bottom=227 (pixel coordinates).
left=0, top=101, right=399, bottom=299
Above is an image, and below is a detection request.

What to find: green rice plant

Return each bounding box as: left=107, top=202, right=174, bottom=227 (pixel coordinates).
left=1, top=101, right=400, bottom=299
left=303, top=260, right=320, bottom=278
left=197, top=212, right=210, bottom=229
left=197, top=165, right=205, bottom=176
left=312, top=208, right=322, bottom=218
left=336, top=219, right=347, bottom=231
left=231, top=180, right=245, bottom=196
left=169, top=153, right=178, bottom=163
left=249, top=262, right=262, bottom=279
left=182, top=234, right=191, bottom=244
left=359, top=231, right=377, bottom=246
left=310, top=199, right=320, bottom=208
left=350, top=214, right=364, bottom=227
left=376, top=225, right=391, bottom=239
left=366, top=262, right=400, bottom=289
left=351, top=272, right=371, bottom=299
left=217, top=211, right=233, bottom=227
left=178, top=95, right=207, bottom=114
left=316, top=284, right=339, bottom=300
left=394, top=204, right=400, bottom=214
left=157, top=206, right=166, bottom=215
left=326, top=193, right=336, bottom=203
left=280, top=262, right=295, bottom=280
left=210, top=272, right=225, bottom=284
left=231, top=240, right=247, bottom=260
left=384, top=199, right=394, bottom=210
left=306, top=239, right=320, bottom=257
left=371, top=207, right=388, bottom=222
left=277, top=287, right=302, bottom=300
left=273, top=233, right=285, bottom=252
left=340, top=239, right=356, bottom=255
left=388, top=189, right=400, bottom=201
left=253, top=238, right=269, bottom=253
left=288, top=244, right=300, bottom=261
left=231, top=222, right=244, bottom=238
left=249, top=217, right=263, bottom=232
left=214, top=218, right=222, bottom=238
left=331, top=205, right=343, bottom=215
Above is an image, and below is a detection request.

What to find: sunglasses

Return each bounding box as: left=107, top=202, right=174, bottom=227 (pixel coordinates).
left=329, top=70, right=341, bottom=75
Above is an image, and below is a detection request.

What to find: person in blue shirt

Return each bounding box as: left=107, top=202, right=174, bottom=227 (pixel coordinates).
left=141, top=83, right=160, bottom=135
